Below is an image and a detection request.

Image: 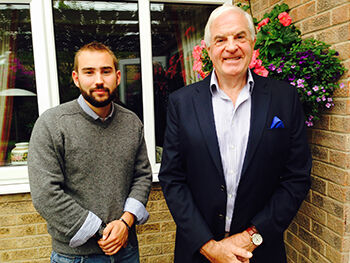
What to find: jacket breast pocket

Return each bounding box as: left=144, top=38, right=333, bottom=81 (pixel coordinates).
left=264, top=128, right=289, bottom=160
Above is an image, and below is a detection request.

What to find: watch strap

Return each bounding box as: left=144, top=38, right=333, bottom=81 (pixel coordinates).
left=246, top=225, right=258, bottom=236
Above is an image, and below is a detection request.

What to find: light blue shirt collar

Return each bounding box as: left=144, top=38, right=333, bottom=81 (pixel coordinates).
left=77, top=95, right=114, bottom=121
left=209, top=69, right=255, bottom=95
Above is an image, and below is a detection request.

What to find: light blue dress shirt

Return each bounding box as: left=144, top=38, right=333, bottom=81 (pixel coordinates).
left=69, top=95, right=149, bottom=248
left=210, top=70, right=254, bottom=232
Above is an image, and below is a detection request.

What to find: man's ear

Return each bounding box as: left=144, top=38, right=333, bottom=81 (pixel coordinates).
left=116, top=70, right=121, bottom=86
left=72, top=71, right=79, bottom=87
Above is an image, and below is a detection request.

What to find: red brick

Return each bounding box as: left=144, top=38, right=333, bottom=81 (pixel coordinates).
left=315, top=24, right=350, bottom=44
left=290, top=1, right=316, bottom=22
left=331, top=3, right=350, bottom=25
left=317, top=0, right=349, bottom=13
left=301, top=12, right=331, bottom=33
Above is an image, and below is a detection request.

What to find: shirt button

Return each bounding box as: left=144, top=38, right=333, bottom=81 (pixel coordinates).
left=229, top=170, right=234, bottom=174
left=230, top=145, right=235, bottom=149
left=220, top=185, right=225, bottom=191
left=218, top=214, right=224, bottom=220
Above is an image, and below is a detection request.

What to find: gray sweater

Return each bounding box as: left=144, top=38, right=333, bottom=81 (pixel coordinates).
left=28, top=100, right=152, bottom=255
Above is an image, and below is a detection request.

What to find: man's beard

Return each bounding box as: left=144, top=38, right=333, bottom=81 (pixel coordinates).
left=80, top=87, right=117, bottom=108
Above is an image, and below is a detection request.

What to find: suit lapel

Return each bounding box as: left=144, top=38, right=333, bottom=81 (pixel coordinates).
left=241, top=74, right=270, bottom=177
left=192, top=74, right=224, bottom=178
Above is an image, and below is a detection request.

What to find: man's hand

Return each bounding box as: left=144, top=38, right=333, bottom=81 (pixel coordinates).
left=222, top=231, right=257, bottom=261
left=200, top=239, right=253, bottom=263
left=97, top=212, right=135, bottom=255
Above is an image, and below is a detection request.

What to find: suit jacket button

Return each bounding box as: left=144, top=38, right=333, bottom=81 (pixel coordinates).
left=218, top=214, right=224, bottom=219
left=220, top=185, right=225, bottom=191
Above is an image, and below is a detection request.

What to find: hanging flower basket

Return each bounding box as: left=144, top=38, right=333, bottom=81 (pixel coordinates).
left=192, top=4, right=346, bottom=126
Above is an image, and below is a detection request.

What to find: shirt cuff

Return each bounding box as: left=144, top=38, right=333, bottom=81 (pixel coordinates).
left=124, top=197, right=149, bottom=225
left=69, top=211, right=102, bottom=248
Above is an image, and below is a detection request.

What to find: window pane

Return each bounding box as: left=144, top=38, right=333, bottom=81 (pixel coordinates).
left=52, top=0, right=143, bottom=120
left=0, top=4, right=38, bottom=166
left=151, top=3, right=218, bottom=162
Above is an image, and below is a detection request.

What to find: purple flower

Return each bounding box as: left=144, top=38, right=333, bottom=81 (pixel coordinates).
left=325, top=103, right=332, bottom=108
left=335, top=52, right=339, bottom=56
left=269, top=64, right=276, bottom=71
left=291, top=65, right=296, bottom=69
left=290, top=82, right=296, bottom=86
left=277, top=68, right=282, bottom=73
left=305, top=121, right=313, bottom=127
left=340, top=83, right=345, bottom=89
left=322, top=95, right=326, bottom=101
left=308, top=115, right=314, bottom=121
left=288, top=74, right=296, bottom=81
left=327, top=98, right=333, bottom=102
left=299, top=61, right=304, bottom=65
left=316, top=97, right=321, bottom=102
left=307, top=91, right=312, bottom=96
left=312, top=86, right=319, bottom=92
left=322, top=89, right=326, bottom=93
left=305, top=74, right=311, bottom=79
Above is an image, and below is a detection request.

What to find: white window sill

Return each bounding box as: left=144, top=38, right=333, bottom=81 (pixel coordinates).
left=0, top=166, right=30, bottom=194
left=0, top=165, right=159, bottom=195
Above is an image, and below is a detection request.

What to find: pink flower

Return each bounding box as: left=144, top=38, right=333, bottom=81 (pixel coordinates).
left=254, top=66, right=269, bottom=77
left=325, top=103, right=332, bottom=108
left=249, top=49, right=260, bottom=69
left=278, top=12, right=292, bottom=27
left=307, top=91, right=312, bottom=96
left=192, top=45, right=202, bottom=61
left=201, top=40, right=206, bottom=48
left=192, top=60, right=202, bottom=72
left=257, top=18, right=270, bottom=31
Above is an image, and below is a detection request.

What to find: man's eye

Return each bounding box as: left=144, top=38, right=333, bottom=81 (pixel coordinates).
left=237, top=35, right=247, bottom=42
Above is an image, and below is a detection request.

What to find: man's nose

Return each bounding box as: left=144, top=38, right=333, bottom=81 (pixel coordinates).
left=95, top=72, right=104, bottom=84
left=226, top=38, right=238, bottom=51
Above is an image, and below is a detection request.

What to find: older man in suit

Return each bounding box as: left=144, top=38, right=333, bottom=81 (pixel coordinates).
left=158, top=3, right=311, bottom=263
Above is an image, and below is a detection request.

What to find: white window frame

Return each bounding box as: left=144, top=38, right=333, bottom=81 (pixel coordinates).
left=0, top=0, right=226, bottom=194
left=0, top=0, right=59, bottom=194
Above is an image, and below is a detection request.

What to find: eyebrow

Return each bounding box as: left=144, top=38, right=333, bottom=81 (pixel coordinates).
left=81, top=66, right=113, bottom=71
left=213, top=30, right=248, bottom=40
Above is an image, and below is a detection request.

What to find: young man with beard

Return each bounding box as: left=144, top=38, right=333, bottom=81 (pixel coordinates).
left=28, top=41, right=152, bottom=263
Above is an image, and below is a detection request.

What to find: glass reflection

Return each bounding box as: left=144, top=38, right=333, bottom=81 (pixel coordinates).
left=0, top=4, right=38, bottom=166
left=52, top=0, right=143, bottom=119
left=150, top=3, right=218, bottom=162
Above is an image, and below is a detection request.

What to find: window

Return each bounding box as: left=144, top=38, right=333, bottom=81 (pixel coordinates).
left=52, top=0, right=144, bottom=120
left=0, top=4, right=38, bottom=167
left=0, top=0, right=225, bottom=194
left=150, top=3, right=218, bottom=162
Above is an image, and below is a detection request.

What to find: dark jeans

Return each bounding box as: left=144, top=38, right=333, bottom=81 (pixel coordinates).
left=51, top=243, right=139, bottom=263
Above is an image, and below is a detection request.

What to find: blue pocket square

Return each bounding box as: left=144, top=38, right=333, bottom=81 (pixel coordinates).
left=270, top=116, right=285, bottom=129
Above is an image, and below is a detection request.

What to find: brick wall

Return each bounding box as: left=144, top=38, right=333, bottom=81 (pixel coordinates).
left=0, top=184, right=176, bottom=263
left=247, top=0, right=350, bottom=262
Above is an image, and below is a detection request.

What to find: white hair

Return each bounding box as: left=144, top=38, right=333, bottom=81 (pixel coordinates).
left=204, top=3, right=256, bottom=47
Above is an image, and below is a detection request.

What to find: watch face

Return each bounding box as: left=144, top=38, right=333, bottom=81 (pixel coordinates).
left=252, top=233, right=263, bottom=246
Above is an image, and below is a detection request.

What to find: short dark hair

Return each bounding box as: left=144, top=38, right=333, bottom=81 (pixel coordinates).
left=73, top=41, right=119, bottom=72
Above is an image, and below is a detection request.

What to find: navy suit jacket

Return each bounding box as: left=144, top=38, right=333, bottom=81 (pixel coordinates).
left=159, top=72, right=312, bottom=263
